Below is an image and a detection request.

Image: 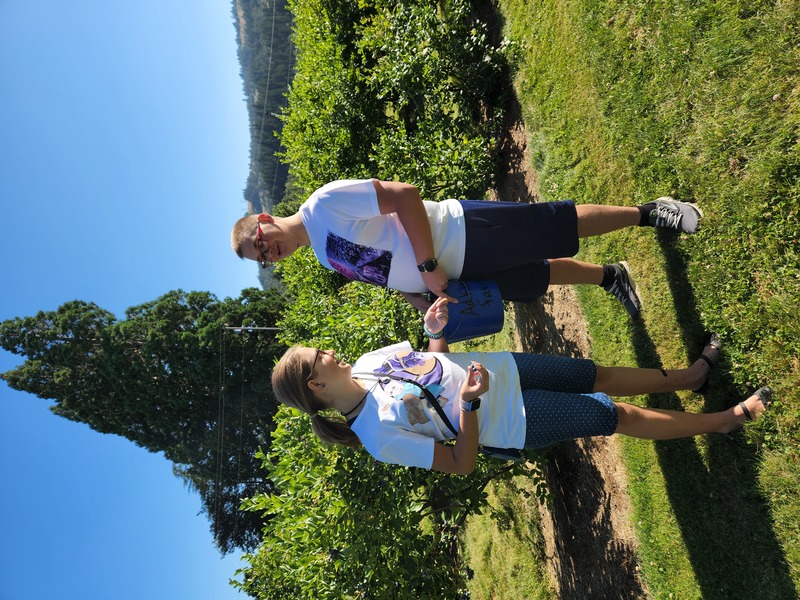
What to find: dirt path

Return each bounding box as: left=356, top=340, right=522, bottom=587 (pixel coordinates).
left=491, top=113, right=648, bottom=598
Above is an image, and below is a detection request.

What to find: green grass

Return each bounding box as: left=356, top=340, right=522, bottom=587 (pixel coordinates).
left=454, top=312, right=555, bottom=597
left=471, top=0, right=800, bottom=597
left=462, top=476, right=555, bottom=600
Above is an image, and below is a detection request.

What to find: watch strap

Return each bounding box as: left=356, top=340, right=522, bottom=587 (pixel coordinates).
left=460, top=397, right=481, bottom=412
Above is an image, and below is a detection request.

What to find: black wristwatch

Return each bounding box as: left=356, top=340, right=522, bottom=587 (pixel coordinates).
left=417, top=257, right=439, bottom=273
left=460, top=397, right=481, bottom=412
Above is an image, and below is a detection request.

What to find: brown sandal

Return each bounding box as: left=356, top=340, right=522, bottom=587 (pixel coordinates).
left=692, top=333, right=722, bottom=393
left=739, top=386, right=773, bottom=421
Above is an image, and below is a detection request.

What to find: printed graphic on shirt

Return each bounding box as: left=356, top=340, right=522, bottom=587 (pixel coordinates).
left=325, top=231, right=391, bottom=286
left=375, top=351, right=450, bottom=431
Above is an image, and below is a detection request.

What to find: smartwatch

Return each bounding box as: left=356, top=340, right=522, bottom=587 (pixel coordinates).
left=460, top=398, right=481, bottom=412
left=417, top=257, right=439, bottom=273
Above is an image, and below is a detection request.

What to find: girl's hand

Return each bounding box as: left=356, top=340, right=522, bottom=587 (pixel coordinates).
left=423, top=296, right=450, bottom=335
left=460, top=361, right=489, bottom=402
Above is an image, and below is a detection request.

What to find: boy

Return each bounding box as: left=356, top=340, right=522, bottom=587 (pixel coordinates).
left=232, top=179, right=702, bottom=316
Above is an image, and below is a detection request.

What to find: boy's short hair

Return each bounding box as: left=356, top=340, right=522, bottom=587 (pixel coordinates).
left=231, top=214, right=260, bottom=258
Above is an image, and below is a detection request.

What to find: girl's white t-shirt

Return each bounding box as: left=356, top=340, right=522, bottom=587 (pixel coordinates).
left=298, top=179, right=465, bottom=293
left=350, top=342, right=526, bottom=469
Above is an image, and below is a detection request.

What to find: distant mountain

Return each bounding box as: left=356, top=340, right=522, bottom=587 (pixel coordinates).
left=232, top=0, right=294, bottom=214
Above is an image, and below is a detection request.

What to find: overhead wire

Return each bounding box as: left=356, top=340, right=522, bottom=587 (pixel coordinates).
left=214, top=322, right=226, bottom=540
left=215, top=0, right=285, bottom=549
left=231, top=329, right=248, bottom=543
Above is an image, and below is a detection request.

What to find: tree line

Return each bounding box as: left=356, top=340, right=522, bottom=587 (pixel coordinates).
left=234, top=0, right=295, bottom=212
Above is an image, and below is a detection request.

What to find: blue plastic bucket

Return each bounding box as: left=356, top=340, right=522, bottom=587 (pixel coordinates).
left=442, top=279, right=504, bottom=342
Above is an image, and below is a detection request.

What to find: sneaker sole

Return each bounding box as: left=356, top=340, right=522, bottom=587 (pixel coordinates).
left=684, top=203, right=704, bottom=233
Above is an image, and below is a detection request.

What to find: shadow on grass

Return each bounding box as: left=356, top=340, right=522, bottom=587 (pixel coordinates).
left=511, top=232, right=794, bottom=597
left=625, top=231, right=795, bottom=598
left=491, top=91, right=540, bottom=205
left=544, top=438, right=647, bottom=599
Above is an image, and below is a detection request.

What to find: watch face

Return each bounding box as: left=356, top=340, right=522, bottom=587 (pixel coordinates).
left=422, top=258, right=437, bottom=272
left=461, top=398, right=481, bottom=411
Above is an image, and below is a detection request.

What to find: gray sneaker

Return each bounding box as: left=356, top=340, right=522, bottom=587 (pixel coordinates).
left=603, top=261, right=641, bottom=317
left=650, top=197, right=704, bottom=233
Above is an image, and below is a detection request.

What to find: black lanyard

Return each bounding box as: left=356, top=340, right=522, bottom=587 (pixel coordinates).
left=358, top=371, right=458, bottom=437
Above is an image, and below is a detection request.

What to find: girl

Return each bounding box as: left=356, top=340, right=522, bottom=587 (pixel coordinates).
left=271, top=297, right=772, bottom=474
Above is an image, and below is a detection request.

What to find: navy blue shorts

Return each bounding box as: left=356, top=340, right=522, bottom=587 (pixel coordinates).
left=511, top=353, right=618, bottom=449
left=459, top=200, right=579, bottom=302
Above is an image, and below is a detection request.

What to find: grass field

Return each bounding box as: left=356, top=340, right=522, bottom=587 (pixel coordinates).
left=464, top=0, right=800, bottom=597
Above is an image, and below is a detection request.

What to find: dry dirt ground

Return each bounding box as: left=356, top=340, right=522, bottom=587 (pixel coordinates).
left=490, top=109, right=649, bottom=598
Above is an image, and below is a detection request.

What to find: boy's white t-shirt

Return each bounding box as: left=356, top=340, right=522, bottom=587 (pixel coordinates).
left=350, top=342, right=526, bottom=469
left=298, top=179, right=465, bottom=293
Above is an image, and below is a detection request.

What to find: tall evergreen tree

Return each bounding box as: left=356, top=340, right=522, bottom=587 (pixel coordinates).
left=0, top=288, right=286, bottom=553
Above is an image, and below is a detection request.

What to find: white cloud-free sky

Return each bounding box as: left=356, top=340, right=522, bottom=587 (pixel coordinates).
left=1, top=2, right=265, bottom=598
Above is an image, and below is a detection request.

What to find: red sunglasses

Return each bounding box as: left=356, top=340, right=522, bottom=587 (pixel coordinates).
left=254, top=214, right=272, bottom=268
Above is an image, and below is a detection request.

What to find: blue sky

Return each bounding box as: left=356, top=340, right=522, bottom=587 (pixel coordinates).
left=1, top=2, right=265, bottom=598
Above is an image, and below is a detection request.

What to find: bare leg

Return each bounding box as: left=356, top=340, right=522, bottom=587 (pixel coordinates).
left=595, top=363, right=707, bottom=395
left=576, top=205, right=641, bottom=237
left=594, top=340, right=721, bottom=395
left=614, top=392, right=769, bottom=439
left=549, top=258, right=604, bottom=285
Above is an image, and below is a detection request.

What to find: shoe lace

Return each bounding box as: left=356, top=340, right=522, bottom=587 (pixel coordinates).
left=653, top=204, right=683, bottom=229
left=606, top=278, right=630, bottom=303
left=607, top=282, right=625, bottom=302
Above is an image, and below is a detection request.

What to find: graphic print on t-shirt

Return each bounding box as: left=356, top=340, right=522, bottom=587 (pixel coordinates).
left=325, top=231, right=391, bottom=286
left=374, top=351, right=449, bottom=431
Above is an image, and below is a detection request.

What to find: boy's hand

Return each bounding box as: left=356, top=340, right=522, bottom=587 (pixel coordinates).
left=422, top=270, right=457, bottom=303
